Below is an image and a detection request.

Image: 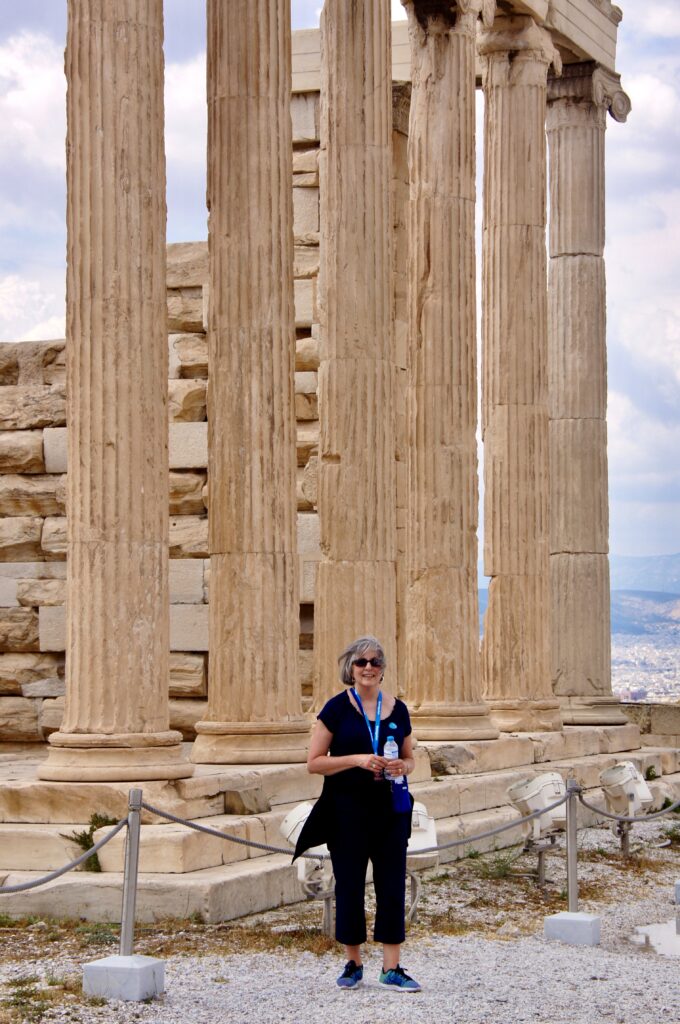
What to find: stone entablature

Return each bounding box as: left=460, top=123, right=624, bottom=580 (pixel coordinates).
left=291, top=3, right=621, bottom=93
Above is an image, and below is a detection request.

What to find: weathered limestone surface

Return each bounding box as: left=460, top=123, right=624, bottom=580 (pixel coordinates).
left=191, top=0, right=308, bottom=764
left=38, top=0, right=190, bottom=782
left=167, top=287, right=204, bottom=332
left=0, top=609, right=39, bottom=652
left=169, top=516, right=208, bottom=558
left=169, top=472, right=207, bottom=515
left=402, top=0, right=497, bottom=739
left=166, top=241, right=208, bottom=289
left=0, top=697, right=43, bottom=741
left=168, top=380, right=207, bottom=422
left=169, top=653, right=207, bottom=698
left=16, top=579, right=66, bottom=607
left=40, top=518, right=67, bottom=560
left=0, top=386, right=66, bottom=430
left=0, top=475, right=66, bottom=517
left=314, top=0, right=397, bottom=706
left=0, top=518, right=44, bottom=561
left=479, top=15, right=561, bottom=732
left=169, top=334, right=208, bottom=379
left=547, top=62, right=630, bottom=725
left=0, top=653, right=63, bottom=696
left=0, top=341, right=66, bottom=386
left=0, top=432, right=44, bottom=474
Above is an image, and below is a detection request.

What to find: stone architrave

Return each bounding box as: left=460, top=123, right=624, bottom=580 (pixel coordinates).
left=39, top=0, right=191, bottom=781
left=401, top=0, right=497, bottom=739
left=479, top=15, right=561, bottom=732
left=547, top=63, right=631, bottom=725
left=191, top=0, right=308, bottom=763
left=313, top=0, right=398, bottom=706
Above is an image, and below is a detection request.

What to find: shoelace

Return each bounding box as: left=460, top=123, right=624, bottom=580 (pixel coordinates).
left=341, top=961, right=361, bottom=978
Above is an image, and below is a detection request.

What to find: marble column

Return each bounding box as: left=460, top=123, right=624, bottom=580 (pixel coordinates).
left=547, top=63, right=631, bottom=725
left=191, top=0, right=308, bottom=763
left=39, top=0, right=191, bottom=782
left=401, top=0, right=497, bottom=739
left=313, top=0, right=397, bottom=707
left=479, top=15, right=561, bottom=732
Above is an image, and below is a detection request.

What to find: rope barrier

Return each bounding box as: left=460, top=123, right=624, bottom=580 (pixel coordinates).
left=142, top=792, right=571, bottom=859
left=0, top=817, right=128, bottom=894
left=578, top=792, right=680, bottom=824
left=2, top=785, right=679, bottom=900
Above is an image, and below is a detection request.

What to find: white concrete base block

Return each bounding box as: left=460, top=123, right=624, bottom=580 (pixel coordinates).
left=83, top=955, right=164, bottom=1002
left=544, top=911, right=601, bottom=946
left=675, top=880, right=680, bottom=904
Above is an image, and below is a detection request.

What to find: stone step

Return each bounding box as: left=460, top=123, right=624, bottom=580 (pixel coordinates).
left=3, top=771, right=680, bottom=925
left=422, top=723, right=640, bottom=776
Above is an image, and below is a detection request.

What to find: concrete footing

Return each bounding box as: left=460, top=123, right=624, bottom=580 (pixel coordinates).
left=82, top=955, right=164, bottom=1002
left=544, top=911, right=601, bottom=946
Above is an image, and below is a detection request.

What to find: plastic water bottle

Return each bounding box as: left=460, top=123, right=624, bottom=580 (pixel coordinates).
left=383, top=736, right=403, bottom=784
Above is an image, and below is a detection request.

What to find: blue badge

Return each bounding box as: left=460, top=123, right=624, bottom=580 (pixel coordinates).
left=389, top=722, right=397, bottom=729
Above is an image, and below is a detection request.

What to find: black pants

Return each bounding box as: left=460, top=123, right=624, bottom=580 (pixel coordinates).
left=329, top=807, right=410, bottom=946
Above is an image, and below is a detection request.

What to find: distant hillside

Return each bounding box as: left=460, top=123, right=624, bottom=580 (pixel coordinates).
left=610, top=590, right=680, bottom=635
left=478, top=587, right=680, bottom=637
left=609, top=553, right=680, bottom=594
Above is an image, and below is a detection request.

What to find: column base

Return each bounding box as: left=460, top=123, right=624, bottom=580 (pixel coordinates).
left=191, top=720, right=311, bottom=764
left=559, top=695, right=628, bottom=726
left=487, top=699, right=562, bottom=733
left=411, top=702, right=500, bottom=741
left=38, top=730, right=193, bottom=782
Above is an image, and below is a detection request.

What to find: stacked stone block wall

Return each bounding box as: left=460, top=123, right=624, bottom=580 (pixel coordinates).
left=0, top=93, right=322, bottom=743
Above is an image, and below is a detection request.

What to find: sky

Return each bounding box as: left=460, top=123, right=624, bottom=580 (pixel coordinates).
left=0, top=1, right=678, bottom=559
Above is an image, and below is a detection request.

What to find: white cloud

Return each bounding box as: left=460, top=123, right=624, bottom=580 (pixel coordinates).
left=608, top=391, right=680, bottom=490
left=165, top=54, right=207, bottom=173
left=0, top=32, right=65, bottom=173
left=0, top=274, right=63, bottom=342
left=621, top=1, right=680, bottom=38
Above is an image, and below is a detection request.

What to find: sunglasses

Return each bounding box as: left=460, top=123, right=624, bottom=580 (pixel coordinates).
left=353, top=658, right=384, bottom=668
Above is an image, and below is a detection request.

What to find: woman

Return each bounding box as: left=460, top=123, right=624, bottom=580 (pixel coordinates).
left=295, top=635, right=421, bottom=992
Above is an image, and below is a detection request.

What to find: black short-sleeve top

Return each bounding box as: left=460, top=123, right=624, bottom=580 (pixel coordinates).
left=318, top=690, right=412, bottom=799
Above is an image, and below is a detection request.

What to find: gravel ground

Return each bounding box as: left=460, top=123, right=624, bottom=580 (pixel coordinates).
left=2, top=821, right=680, bottom=1024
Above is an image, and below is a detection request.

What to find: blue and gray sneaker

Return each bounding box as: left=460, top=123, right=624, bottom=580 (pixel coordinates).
left=378, top=964, right=421, bottom=992
left=336, top=960, right=364, bottom=989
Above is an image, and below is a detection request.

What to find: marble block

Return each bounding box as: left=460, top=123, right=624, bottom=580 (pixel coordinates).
left=83, top=955, right=164, bottom=1002
left=544, top=911, right=601, bottom=946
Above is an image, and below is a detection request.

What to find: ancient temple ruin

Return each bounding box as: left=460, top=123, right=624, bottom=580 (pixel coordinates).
left=1, top=0, right=678, bottom=922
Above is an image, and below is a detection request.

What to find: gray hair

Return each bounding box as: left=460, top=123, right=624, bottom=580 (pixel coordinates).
left=337, top=635, right=386, bottom=686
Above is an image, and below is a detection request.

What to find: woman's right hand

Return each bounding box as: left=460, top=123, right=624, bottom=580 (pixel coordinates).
left=358, top=753, right=387, bottom=777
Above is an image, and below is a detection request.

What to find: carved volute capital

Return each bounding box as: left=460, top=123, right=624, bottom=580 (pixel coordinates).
left=547, top=61, right=631, bottom=125
left=478, top=14, right=562, bottom=85
left=401, top=0, right=495, bottom=36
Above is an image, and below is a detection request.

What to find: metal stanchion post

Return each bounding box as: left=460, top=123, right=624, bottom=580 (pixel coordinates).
left=566, top=780, right=579, bottom=913
left=119, top=788, right=143, bottom=957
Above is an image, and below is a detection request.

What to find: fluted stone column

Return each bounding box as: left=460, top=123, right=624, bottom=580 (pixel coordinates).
left=39, top=0, right=191, bottom=782
left=479, top=16, right=561, bottom=732
left=313, top=0, right=397, bottom=706
left=547, top=63, right=631, bottom=726
left=191, top=0, right=308, bottom=763
left=401, top=0, right=497, bottom=739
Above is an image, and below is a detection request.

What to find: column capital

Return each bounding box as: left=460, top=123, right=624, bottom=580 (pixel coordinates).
left=479, top=14, right=562, bottom=77
left=401, top=0, right=495, bottom=31
left=548, top=61, right=631, bottom=124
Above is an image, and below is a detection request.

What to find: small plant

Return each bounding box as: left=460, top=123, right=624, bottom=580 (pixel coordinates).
left=475, top=847, right=522, bottom=880
left=61, top=813, right=119, bottom=873
left=645, top=765, right=659, bottom=781
left=660, top=797, right=680, bottom=815
left=466, top=849, right=481, bottom=860
left=75, top=921, right=119, bottom=946
left=662, top=823, right=680, bottom=846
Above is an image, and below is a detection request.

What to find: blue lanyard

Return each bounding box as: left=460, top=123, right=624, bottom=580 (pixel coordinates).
left=351, top=688, right=382, bottom=755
